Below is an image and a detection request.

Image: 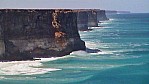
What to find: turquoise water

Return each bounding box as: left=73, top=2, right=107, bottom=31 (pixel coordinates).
left=0, top=13, right=149, bottom=84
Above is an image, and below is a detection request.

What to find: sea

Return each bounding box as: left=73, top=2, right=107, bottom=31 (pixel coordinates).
left=0, top=13, right=149, bottom=84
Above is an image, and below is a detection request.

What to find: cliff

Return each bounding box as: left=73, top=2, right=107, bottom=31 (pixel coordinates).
left=87, top=10, right=98, bottom=27
left=76, top=9, right=108, bottom=31
left=76, top=9, right=98, bottom=31
left=96, top=10, right=109, bottom=21
left=0, top=9, right=86, bottom=61
left=77, top=11, right=88, bottom=31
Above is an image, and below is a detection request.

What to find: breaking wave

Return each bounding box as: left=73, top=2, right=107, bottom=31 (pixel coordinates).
left=0, top=57, right=68, bottom=75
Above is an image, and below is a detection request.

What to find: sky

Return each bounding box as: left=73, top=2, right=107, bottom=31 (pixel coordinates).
left=0, top=0, right=149, bottom=13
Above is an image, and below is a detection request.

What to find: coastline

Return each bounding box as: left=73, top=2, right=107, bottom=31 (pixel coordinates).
left=0, top=9, right=109, bottom=61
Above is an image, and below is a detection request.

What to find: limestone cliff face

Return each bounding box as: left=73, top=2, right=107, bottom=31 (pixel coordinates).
left=76, top=9, right=109, bottom=31
left=87, top=10, right=98, bottom=27
left=77, top=11, right=88, bottom=31
left=0, top=9, right=85, bottom=61
left=96, top=10, right=109, bottom=21
left=76, top=9, right=98, bottom=31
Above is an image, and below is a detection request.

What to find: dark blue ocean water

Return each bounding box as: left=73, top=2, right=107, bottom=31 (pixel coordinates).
left=0, top=13, right=149, bottom=84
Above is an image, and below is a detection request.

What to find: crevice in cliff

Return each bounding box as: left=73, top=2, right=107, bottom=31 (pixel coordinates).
left=52, top=10, right=66, bottom=39
left=52, top=10, right=61, bottom=30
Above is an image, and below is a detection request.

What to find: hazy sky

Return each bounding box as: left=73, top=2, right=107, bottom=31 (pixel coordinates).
left=0, top=0, right=149, bottom=13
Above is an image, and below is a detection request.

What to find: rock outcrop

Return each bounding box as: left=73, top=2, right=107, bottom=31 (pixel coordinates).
left=0, top=9, right=86, bottom=61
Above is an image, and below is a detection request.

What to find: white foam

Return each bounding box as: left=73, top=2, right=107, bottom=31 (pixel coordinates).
left=0, top=76, right=5, bottom=79
left=99, top=22, right=109, bottom=25
left=0, top=57, right=68, bottom=75
left=85, top=41, right=98, bottom=48
left=102, top=27, right=113, bottom=29
left=97, top=51, right=113, bottom=54
left=70, top=50, right=88, bottom=56
left=109, top=18, right=115, bottom=21
left=89, top=27, right=103, bottom=29
left=99, top=19, right=115, bottom=23
left=37, top=56, right=68, bottom=62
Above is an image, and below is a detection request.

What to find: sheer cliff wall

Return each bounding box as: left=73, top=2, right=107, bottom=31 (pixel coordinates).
left=0, top=9, right=85, bottom=61
left=96, top=10, right=109, bottom=21
left=76, top=9, right=108, bottom=31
